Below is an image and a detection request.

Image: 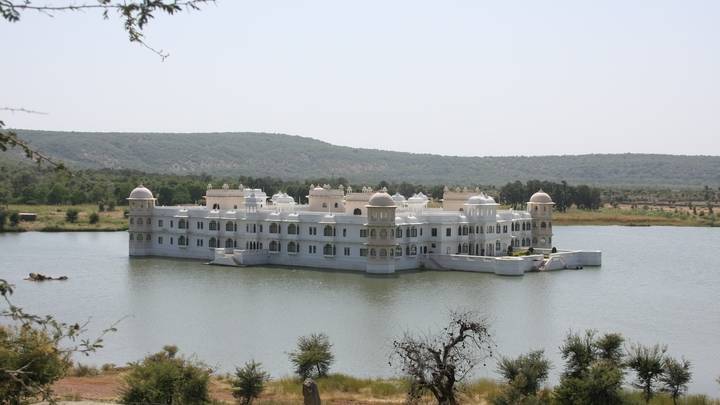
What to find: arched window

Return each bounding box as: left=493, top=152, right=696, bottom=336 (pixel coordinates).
left=323, top=244, right=335, bottom=256
left=209, top=237, right=217, bottom=248
left=379, top=249, right=387, bottom=257
left=322, top=202, right=328, bottom=208
left=342, top=228, right=347, bottom=237
left=353, top=208, right=362, bottom=215
left=462, top=243, right=468, bottom=254
left=457, top=244, right=461, bottom=254
left=288, top=223, right=298, bottom=234
left=496, top=241, right=501, bottom=251
left=146, top=218, right=151, bottom=225
left=406, top=245, right=410, bottom=256
left=213, top=203, right=220, bottom=210
left=370, top=248, right=376, bottom=257
left=380, top=229, right=387, bottom=238
left=370, top=229, right=377, bottom=238
left=411, top=227, right=418, bottom=237
left=129, top=233, right=134, bottom=240
left=459, top=208, right=464, bottom=212
left=395, top=246, right=402, bottom=256
left=323, top=225, right=334, bottom=237
left=288, top=241, right=297, bottom=253
left=396, top=227, right=402, bottom=238
left=270, top=240, right=279, bottom=252
left=270, top=223, right=280, bottom=234
left=129, top=217, right=134, bottom=225
left=411, top=245, right=418, bottom=255
left=136, top=234, right=143, bottom=241
left=334, top=202, right=339, bottom=208
left=226, top=221, right=235, bottom=231
left=225, top=238, right=234, bottom=248
left=209, top=221, right=218, bottom=231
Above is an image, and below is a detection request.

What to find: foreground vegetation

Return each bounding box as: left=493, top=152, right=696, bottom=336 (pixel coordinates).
left=0, top=204, right=127, bottom=232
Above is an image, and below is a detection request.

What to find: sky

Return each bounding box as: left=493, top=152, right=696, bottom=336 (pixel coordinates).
left=1, top=0, right=719, bottom=156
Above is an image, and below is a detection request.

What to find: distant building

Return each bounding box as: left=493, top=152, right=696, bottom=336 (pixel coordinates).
left=128, top=184, right=599, bottom=275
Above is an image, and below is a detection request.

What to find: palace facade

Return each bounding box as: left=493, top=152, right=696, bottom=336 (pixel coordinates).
left=128, top=184, right=598, bottom=275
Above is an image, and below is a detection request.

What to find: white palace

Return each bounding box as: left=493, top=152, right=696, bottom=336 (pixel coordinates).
left=127, top=184, right=601, bottom=275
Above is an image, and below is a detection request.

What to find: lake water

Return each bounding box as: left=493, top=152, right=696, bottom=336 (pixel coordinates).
left=0, top=227, right=718, bottom=395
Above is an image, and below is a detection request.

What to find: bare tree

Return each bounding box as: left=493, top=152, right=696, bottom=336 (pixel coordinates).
left=0, top=0, right=214, bottom=164
left=390, top=310, right=493, bottom=405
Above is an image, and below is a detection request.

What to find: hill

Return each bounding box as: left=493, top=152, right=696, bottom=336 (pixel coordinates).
left=8, top=129, right=720, bottom=187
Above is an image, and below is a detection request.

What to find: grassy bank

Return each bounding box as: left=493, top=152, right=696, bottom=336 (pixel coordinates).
left=1, top=204, right=128, bottom=232
left=53, top=369, right=718, bottom=404
left=553, top=207, right=718, bottom=227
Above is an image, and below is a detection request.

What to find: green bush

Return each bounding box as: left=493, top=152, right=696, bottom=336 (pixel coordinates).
left=288, top=333, right=334, bottom=379
left=65, top=208, right=79, bottom=223
left=71, top=363, right=100, bottom=377
left=89, top=212, right=100, bottom=224
left=120, top=345, right=211, bottom=405
left=8, top=211, right=19, bottom=227
left=231, top=360, right=269, bottom=405
left=0, top=325, right=71, bottom=402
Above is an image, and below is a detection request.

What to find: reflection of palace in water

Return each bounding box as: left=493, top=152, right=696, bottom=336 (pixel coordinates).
left=127, top=184, right=600, bottom=275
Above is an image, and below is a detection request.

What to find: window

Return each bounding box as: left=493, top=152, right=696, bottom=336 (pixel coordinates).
left=225, top=239, right=235, bottom=248
left=308, top=226, right=317, bottom=235
left=288, top=241, right=298, bottom=253
left=179, top=219, right=187, bottom=229
left=158, top=219, right=164, bottom=227
left=323, top=225, right=335, bottom=237
left=288, top=223, right=298, bottom=234
left=259, top=225, right=263, bottom=233
left=541, top=222, right=546, bottom=229
left=503, top=225, right=508, bottom=233
left=322, top=202, right=328, bottom=208
left=308, top=245, right=317, bottom=254
left=209, top=237, right=217, bottom=248
left=146, top=218, right=151, bottom=225
left=334, top=202, right=339, bottom=208
left=323, top=244, right=336, bottom=256
left=360, top=248, right=368, bottom=257
left=360, top=229, right=368, bottom=238
left=158, top=236, right=163, bottom=244
left=370, top=248, right=376, bottom=257
left=209, top=221, right=218, bottom=231
left=170, top=220, right=174, bottom=228
left=431, top=228, right=437, bottom=237
left=353, top=208, right=362, bottom=215
left=342, top=228, right=347, bottom=237
left=411, top=245, right=418, bottom=255
left=411, top=227, right=418, bottom=237
left=196, top=239, right=204, bottom=247
left=395, top=246, right=402, bottom=256
left=196, top=221, right=204, bottom=229
left=446, top=228, right=451, bottom=237
left=169, top=237, right=173, bottom=245
left=129, top=218, right=134, bottom=225
left=270, top=223, right=280, bottom=234
left=379, top=249, right=387, bottom=257
left=370, top=229, right=376, bottom=238
left=496, top=225, right=501, bottom=233
left=129, top=233, right=134, bottom=240
left=344, top=247, right=351, bottom=256
left=226, top=221, right=235, bottom=232
left=496, top=241, right=501, bottom=251
left=269, top=240, right=280, bottom=252
left=396, top=227, right=403, bottom=238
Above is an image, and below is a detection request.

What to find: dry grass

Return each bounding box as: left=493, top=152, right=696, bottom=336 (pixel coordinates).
left=3, top=204, right=128, bottom=232
left=553, top=207, right=716, bottom=227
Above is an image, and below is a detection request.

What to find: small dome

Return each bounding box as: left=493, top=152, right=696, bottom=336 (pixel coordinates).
left=367, top=192, right=396, bottom=207
left=466, top=193, right=496, bottom=205
left=129, top=185, right=153, bottom=199
left=391, top=192, right=406, bottom=202
left=408, top=192, right=429, bottom=203
left=274, top=192, right=295, bottom=204
left=529, top=190, right=553, bottom=203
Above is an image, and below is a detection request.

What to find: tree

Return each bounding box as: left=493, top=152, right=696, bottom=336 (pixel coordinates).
left=660, top=357, right=691, bottom=405
left=65, top=208, right=79, bottom=223
left=493, top=350, right=551, bottom=405
left=288, top=333, right=334, bottom=379
left=0, top=279, right=116, bottom=403
left=89, top=212, right=100, bottom=224
left=390, top=310, right=493, bottom=405
left=626, top=343, right=666, bottom=404
left=554, top=330, right=626, bottom=405
left=8, top=212, right=19, bottom=227
left=0, top=210, right=6, bottom=231
left=232, top=360, right=269, bottom=405
left=0, top=0, right=213, bottom=166
left=120, top=345, right=211, bottom=404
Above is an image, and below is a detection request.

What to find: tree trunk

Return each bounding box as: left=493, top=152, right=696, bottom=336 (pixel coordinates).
left=303, top=378, right=321, bottom=405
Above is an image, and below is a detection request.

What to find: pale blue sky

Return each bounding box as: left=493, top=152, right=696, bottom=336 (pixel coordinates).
left=2, top=1, right=719, bottom=156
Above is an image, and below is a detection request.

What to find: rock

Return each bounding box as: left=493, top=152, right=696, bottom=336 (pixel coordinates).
left=26, top=273, right=68, bottom=281
left=302, top=378, right=321, bottom=405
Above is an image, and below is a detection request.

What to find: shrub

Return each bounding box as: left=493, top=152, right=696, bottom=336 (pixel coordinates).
left=0, top=210, right=6, bottom=230
left=231, top=360, right=269, bottom=405
left=89, top=212, right=100, bottom=224
left=65, top=208, right=79, bottom=223
left=288, top=333, right=334, bottom=379
left=627, top=343, right=667, bottom=403
left=120, top=345, right=211, bottom=405
left=494, top=350, right=551, bottom=403
left=71, top=363, right=100, bottom=377
left=0, top=325, right=71, bottom=402
left=9, top=211, right=19, bottom=227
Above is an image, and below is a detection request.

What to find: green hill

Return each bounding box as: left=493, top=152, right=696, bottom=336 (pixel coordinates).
left=8, top=129, right=720, bottom=187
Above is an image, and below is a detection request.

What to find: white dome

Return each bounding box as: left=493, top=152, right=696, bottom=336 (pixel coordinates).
left=129, top=185, right=153, bottom=199
left=274, top=192, right=295, bottom=204
left=367, top=192, right=396, bottom=207
left=391, top=192, right=406, bottom=202
left=529, top=190, right=553, bottom=203
left=408, top=192, right=429, bottom=203
left=466, top=193, right=496, bottom=205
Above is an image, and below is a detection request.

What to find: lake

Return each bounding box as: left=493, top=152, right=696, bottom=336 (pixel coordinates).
left=0, top=226, right=718, bottom=395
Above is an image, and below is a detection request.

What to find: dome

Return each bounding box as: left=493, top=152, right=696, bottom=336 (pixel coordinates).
left=391, top=192, right=406, bottom=202
left=529, top=190, right=553, bottom=204
left=367, top=192, right=396, bottom=207
left=274, top=192, right=295, bottom=205
left=466, top=193, right=496, bottom=205
left=408, top=192, right=429, bottom=203
left=129, top=185, right=153, bottom=199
